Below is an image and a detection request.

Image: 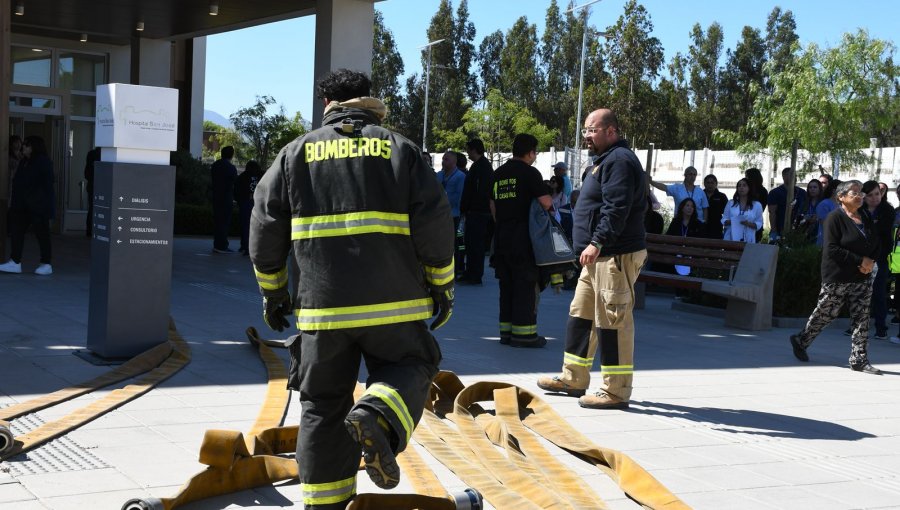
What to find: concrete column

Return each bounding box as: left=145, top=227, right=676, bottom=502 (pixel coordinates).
left=312, top=0, right=375, bottom=128
left=172, top=37, right=206, bottom=157
left=1, top=0, right=11, bottom=257
left=190, top=37, right=207, bottom=158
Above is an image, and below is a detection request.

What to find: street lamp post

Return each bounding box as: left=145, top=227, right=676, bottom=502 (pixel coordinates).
left=567, top=0, right=602, bottom=174
left=420, top=38, right=446, bottom=153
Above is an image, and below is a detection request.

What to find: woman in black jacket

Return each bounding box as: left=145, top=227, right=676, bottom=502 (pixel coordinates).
left=790, top=180, right=882, bottom=375
left=860, top=180, right=894, bottom=339
left=0, top=136, right=54, bottom=275
left=664, top=198, right=704, bottom=277
left=665, top=197, right=704, bottom=238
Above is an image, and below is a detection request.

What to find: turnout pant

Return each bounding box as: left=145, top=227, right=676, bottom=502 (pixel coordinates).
left=293, top=321, right=442, bottom=509
left=494, top=251, right=540, bottom=341
left=561, top=250, right=646, bottom=401
left=462, top=212, right=490, bottom=281
left=454, top=217, right=465, bottom=275
left=796, top=275, right=875, bottom=367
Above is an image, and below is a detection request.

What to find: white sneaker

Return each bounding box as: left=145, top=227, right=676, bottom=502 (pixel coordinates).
left=0, top=260, right=22, bottom=274
left=34, top=264, right=53, bottom=276
left=890, top=336, right=900, bottom=345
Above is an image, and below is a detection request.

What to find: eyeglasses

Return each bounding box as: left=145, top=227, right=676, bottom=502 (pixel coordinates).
left=581, top=126, right=605, bottom=136
left=845, top=190, right=863, bottom=197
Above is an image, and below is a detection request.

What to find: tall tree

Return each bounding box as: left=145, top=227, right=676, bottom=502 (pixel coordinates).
left=764, top=7, right=799, bottom=86
left=371, top=10, right=405, bottom=129
left=664, top=52, right=691, bottom=147
left=423, top=0, right=468, bottom=150
left=604, top=0, right=664, bottom=148
left=718, top=26, right=767, bottom=138
left=538, top=1, right=603, bottom=149
left=476, top=30, right=505, bottom=102
left=454, top=0, right=478, bottom=101
left=395, top=74, right=426, bottom=146
left=499, top=16, right=540, bottom=112
left=685, top=22, right=724, bottom=148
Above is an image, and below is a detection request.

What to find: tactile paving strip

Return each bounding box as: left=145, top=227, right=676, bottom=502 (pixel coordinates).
left=2, top=413, right=109, bottom=476
left=189, top=282, right=260, bottom=304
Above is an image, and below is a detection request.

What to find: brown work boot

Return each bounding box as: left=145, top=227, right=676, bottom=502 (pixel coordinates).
left=536, top=375, right=586, bottom=397
left=578, top=391, right=629, bottom=410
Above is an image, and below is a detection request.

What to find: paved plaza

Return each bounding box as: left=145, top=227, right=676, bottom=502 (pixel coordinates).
left=1, top=234, right=899, bottom=509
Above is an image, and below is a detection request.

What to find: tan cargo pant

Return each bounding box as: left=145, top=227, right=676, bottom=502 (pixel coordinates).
left=563, top=249, right=646, bottom=401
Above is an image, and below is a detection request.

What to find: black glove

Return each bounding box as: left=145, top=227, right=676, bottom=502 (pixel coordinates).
left=429, top=286, right=454, bottom=331
left=263, top=290, right=292, bottom=332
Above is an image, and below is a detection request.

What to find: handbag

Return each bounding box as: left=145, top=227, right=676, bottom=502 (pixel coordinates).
left=528, top=199, right=576, bottom=266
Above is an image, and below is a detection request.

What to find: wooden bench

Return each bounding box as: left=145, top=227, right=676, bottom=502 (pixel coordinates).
left=635, top=233, right=779, bottom=330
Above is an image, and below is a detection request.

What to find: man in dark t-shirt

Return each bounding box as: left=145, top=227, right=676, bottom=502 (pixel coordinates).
left=768, top=167, right=806, bottom=239
left=490, top=133, right=552, bottom=347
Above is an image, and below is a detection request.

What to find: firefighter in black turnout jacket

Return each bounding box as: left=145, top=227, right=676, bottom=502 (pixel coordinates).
left=250, top=69, right=455, bottom=509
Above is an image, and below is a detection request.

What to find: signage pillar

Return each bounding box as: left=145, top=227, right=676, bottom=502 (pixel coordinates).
left=87, top=84, right=179, bottom=359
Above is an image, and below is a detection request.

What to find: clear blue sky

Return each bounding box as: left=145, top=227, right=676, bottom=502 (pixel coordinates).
left=204, top=0, right=897, bottom=123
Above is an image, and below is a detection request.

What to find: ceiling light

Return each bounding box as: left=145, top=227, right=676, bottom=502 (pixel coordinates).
left=208, top=1, right=218, bottom=15
left=136, top=21, right=144, bottom=31
left=15, top=1, right=24, bottom=16
left=80, top=33, right=88, bottom=42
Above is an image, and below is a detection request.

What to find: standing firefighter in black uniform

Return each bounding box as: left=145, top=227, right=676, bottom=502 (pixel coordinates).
left=250, top=69, right=455, bottom=509
left=490, top=133, right=552, bottom=347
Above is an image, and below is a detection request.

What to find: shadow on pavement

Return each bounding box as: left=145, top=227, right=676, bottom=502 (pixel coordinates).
left=630, top=400, right=876, bottom=440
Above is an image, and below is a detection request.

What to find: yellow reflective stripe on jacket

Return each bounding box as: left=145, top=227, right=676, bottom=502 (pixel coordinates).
left=295, top=298, right=432, bottom=330
left=291, top=211, right=410, bottom=239
left=550, top=273, right=564, bottom=285
left=424, top=261, right=454, bottom=286
left=564, top=352, right=593, bottom=368
left=363, top=383, right=414, bottom=444
left=600, top=364, right=633, bottom=375
left=301, top=476, right=356, bottom=506
left=254, top=266, right=288, bottom=290
left=511, top=324, right=537, bottom=336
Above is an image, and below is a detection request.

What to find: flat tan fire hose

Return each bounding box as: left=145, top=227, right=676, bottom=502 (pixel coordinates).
left=121, top=333, right=687, bottom=510
left=0, top=320, right=189, bottom=460
left=415, top=371, right=691, bottom=510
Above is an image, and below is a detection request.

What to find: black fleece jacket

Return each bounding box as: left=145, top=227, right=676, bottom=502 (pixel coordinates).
left=572, top=139, right=647, bottom=256
left=821, top=208, right=879, bottom=284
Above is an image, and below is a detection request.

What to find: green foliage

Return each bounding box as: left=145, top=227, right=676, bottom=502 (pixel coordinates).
left=269, top=111, right=308, bottom=161
left=500, top=16, right=540, bottom=112
left=170, top=150, right=210, bottom=206
left=421, top=0, right=472, bottom=144
left=718, top=26, right=766, bottom=139
left=477, top=30, right=505, bottom=102
left=448, top=89, right=557, bottom=157
left=603, top=0, right=665, bottom=148
left=372, top=10, right=405, bottom=128
left=202, top=121, right=249, bottom=163
left=721, top=30, right=898, bottom=171
left=230, top=95, right=296, bottom=169
left=684, top=22, right=724, bottom=148
left=773, top=239, right=823, bottom=317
